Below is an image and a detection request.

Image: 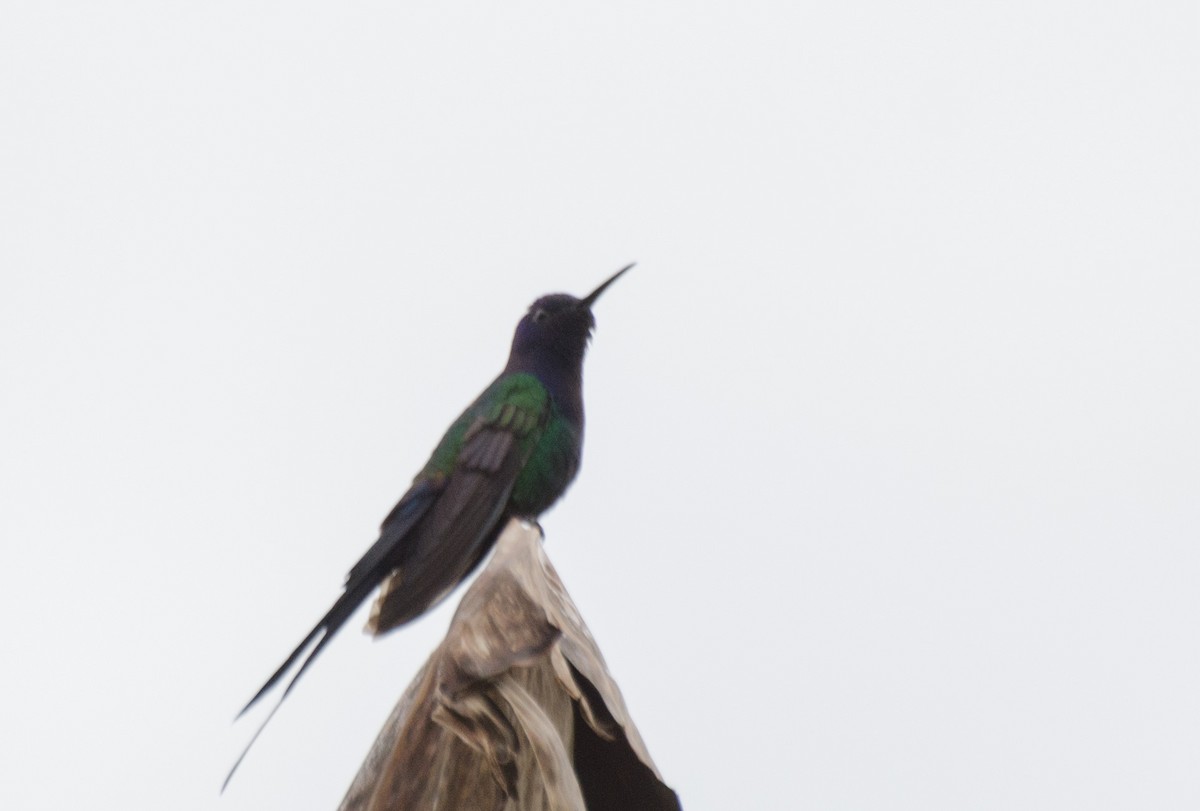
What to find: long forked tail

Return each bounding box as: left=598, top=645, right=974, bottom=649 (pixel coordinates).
left=223, top=483, right=442, bottom=792
left=222, top=575, right=379, bottom=792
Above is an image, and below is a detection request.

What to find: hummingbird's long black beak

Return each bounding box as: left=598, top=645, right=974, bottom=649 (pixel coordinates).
left=580, top=263, right=635, bottom=309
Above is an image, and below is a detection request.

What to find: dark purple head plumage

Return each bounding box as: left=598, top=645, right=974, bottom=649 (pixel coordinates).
left=509, top=293, right=596, bottom=367
left=503, top=264, right=633, bottom=417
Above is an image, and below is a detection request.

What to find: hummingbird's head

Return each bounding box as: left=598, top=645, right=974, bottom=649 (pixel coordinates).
left=507, top=263, right=633, bottom=372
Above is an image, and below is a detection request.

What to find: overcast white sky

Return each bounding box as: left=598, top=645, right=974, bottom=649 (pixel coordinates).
left=2, top=3, right=1197, bottom=810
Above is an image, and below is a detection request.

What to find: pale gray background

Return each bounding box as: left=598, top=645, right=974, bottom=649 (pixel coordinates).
left=2, top=3, right=1197, bottom=810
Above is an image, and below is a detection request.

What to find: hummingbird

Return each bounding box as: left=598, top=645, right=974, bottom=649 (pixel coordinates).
left=225, top=263, right=633, bottom=788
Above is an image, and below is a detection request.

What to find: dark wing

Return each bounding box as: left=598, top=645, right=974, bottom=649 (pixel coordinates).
left=364, top=417, right=532, bottom=634
left=225, top=405, right=544, bottom=791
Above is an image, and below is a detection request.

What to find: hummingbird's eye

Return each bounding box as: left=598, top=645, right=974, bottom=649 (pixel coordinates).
left=532, top=308, right=549, bottom=324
